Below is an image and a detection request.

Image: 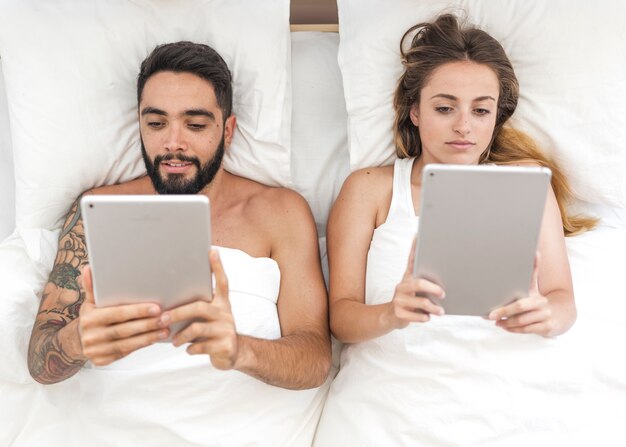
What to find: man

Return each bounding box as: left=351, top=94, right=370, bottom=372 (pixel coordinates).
left=27, top=41, right=331, bottom=390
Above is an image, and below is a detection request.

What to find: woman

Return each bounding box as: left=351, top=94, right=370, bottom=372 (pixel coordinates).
left=314, top=14, right=595, bottom=445
left=328, top=14, right=594, bottom=344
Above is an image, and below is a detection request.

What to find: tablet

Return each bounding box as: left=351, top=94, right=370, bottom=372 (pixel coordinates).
left=413, top=164, right=552, bottom=316
left=81, top=195, right=212, bottom=336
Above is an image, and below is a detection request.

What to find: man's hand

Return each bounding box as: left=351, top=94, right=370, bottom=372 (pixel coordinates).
left=488, top=253, right=556, bottom=337
left=162, top=249, right=239, bottom=370
left=78, top=265, right=170, bottom=366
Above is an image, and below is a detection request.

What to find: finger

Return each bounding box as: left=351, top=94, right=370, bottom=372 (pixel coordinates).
left=172, top=320, right=230, bottom=347
left=503, top=321, right=554, bottom=336
left=404, top=234, right=418, bottom=279
left=81, top=302, right=161, bottom=328
left=82, top=316, right=165, bottom=345
left=529, top=251, right=541, bottom=295
left=83, top=328, right=169, bottom=359
left=160, top=300, right=220, bottom=325
left=186, top=338, right=238, bottom=370
left=394, top=307, right=432, bottom=324
left=495, top=308, right=551, bottom=329
left=210, top=249, right=229, bottom=303
left=409, top=278, right=446, bottom=299
left=81, top=265, right=95, bottom=306
left=397, top=295, right=445, bottom=316
left=488, top=296, right=546, bottom=320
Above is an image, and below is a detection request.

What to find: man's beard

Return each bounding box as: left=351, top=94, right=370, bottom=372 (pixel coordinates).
left=141, top=137, right=225, bottom=195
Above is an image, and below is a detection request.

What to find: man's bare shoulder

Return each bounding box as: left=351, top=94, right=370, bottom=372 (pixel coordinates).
left=245, top=180, right=311, bottom=222
left=89, top=176, right=154, bottom=196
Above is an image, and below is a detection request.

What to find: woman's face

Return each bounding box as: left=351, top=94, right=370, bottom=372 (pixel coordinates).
left=410, top=61, right=500, bottom=165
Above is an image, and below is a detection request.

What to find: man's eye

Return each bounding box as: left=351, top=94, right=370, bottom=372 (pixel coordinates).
left=188, top=124, right=207, bottom=130
left=435, top=106, right=453, bottom=113
left=147, top=122, right=164, bottom=129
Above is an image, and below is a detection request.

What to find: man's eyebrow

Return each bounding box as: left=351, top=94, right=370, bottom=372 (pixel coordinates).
left=185, top=109, right=216, bottom=121
left=140, top=107, right=166, bottom=117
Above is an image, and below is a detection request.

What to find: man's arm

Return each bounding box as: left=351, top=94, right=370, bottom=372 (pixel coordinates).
left=28, top=197, right=89, bottom=384
left=165, top=191, right=332, bottom=390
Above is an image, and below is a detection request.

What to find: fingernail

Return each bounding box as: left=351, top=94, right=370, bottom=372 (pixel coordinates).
left=158, top=330, right=168, bottom=340
left=160, top=313, right=171, bottom=324
left=148, top=305, right=160, bottom=316
left=488, top=311, right=496, bottom=320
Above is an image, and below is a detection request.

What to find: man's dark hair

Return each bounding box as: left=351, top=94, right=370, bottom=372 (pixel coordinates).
left=137, top=41, right=233, bottom=119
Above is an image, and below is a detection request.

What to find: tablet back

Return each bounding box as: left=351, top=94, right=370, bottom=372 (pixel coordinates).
left=81, top=195, right=212, bottom=311
left=413, top=164, right=551, bottom=316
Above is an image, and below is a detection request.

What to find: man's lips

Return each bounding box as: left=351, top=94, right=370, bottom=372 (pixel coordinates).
left=161, top=160, right=194, bottom=174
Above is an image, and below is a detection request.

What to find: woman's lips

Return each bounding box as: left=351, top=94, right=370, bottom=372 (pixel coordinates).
left=446, top=140, right=475, bottom=151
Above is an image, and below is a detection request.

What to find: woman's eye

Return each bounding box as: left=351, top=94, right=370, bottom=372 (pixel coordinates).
left=474, top=108, right=491, bottom=116
left=435, top=106, right=453, bottom=113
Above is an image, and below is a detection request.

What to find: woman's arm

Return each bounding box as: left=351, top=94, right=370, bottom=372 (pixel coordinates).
left=328, top=169, right=444, bottom=344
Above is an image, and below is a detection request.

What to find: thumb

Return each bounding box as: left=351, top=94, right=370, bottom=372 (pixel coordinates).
left=80, top=264, right=96, bottom=306
left=529, top=251, right=540, bottom=295
left=404, top=233, right=418, bottom=280
left=209, top=249, right=230, bottom=305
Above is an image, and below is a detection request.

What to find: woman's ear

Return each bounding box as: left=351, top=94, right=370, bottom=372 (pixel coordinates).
left=409, top=104, right=419, bottom=127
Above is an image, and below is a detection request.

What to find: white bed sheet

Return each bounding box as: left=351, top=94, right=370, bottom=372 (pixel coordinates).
left=313, top=227, right=626, bottom=446
left=0, top=229, right=332, bottom=447
left=2, top=28, right=626, bottom=447
left=0, top=58, right=15, bottom=242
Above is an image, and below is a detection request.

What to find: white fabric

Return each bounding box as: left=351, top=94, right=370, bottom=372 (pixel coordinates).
left=0, top=0, right=293, bottom=230
left=0, top=57, right=14, bottom=241
left=337, top=0, right=626, bottom=207
left=290, top=31, right=350, bottom=231
left=365, top=158, right=418, bottom=305
left=314, top=158, right=626, bottom=446
left=0, top=230, right=330, bottom=446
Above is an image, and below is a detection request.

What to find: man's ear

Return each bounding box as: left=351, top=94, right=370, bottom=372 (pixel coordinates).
left=409, top=104, right=419, bottom=127
left=224, top=115, right=237, bottom=147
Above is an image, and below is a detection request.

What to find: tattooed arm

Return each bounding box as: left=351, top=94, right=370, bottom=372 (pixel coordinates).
left=27, top=195, right=90, bottom=384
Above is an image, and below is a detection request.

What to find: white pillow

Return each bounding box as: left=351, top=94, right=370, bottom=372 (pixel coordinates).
left=0, top=58, right=15, bottom=241
left=290, top=31, right=350, bottom=231
left=0, top=0, right=292, bottom=230
left=337, top=0, right=626, bottom=207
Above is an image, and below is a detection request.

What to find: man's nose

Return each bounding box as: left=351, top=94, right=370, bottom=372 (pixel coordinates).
left=164, top=123, right=187, bottom=152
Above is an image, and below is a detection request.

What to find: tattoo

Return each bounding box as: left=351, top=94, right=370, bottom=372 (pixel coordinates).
left=49, top=263, right=81, bottom=291
left=28, top=195, right=90, bottom=384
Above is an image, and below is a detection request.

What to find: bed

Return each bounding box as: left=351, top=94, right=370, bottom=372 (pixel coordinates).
left=1, top=1, right=625, bottom=446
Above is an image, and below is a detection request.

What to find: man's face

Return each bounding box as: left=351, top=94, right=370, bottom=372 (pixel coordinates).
left=138, top=71, right=235, bottom=194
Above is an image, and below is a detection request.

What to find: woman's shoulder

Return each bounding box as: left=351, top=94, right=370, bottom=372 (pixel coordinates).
left=342, top=164, right=395, bottom=194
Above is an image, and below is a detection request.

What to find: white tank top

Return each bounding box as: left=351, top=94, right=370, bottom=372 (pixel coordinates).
left=365, top=157, right=419, bottom=305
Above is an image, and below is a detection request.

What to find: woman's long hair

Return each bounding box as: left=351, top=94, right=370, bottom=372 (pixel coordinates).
left=393, top=14, right=595, bottom=235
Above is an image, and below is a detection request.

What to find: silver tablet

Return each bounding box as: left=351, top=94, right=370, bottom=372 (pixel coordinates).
left=413, top=164, right=551, bottom=316
left=81, top=195, right=212, bottom=334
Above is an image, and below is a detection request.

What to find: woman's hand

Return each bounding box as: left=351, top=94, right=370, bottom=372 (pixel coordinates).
left=385, top=237, right=445, bottom=330
left=488, top=253, right=556, bottom=336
